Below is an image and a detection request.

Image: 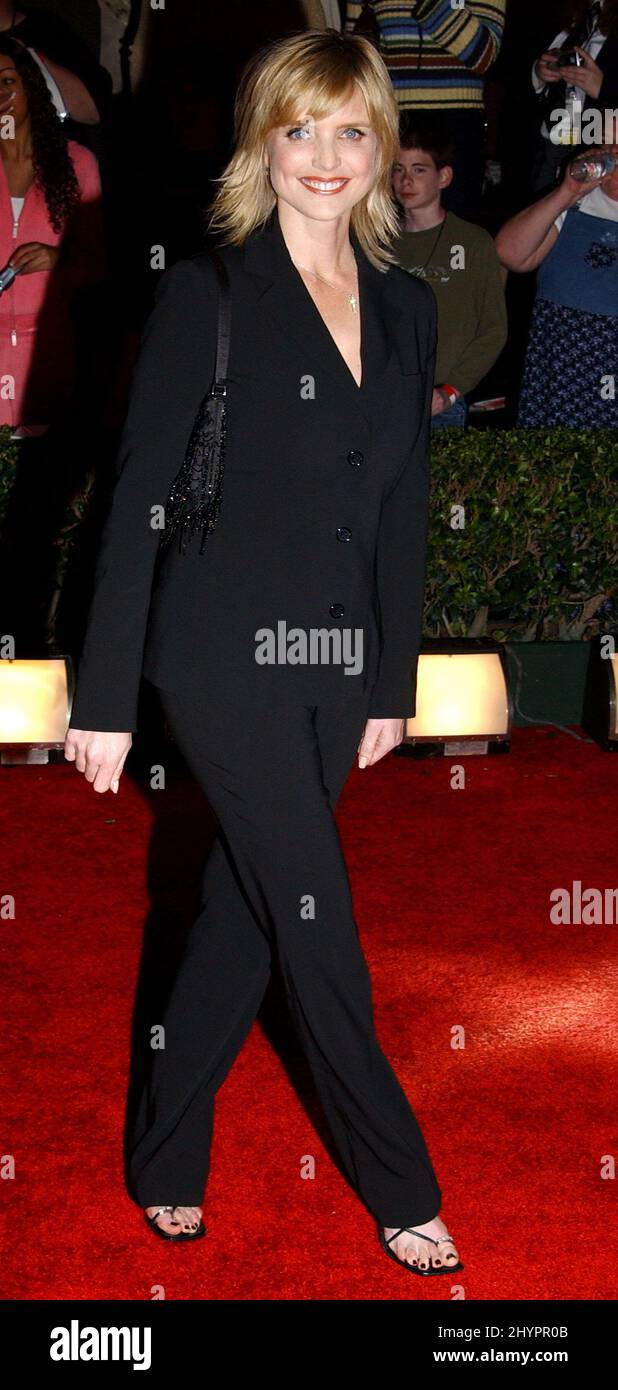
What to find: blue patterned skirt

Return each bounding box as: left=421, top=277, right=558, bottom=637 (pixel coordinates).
left=517, top=297, right=618, bottom=428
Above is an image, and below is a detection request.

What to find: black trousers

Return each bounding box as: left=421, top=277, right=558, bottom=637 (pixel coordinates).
left=128, top=676, right=442, bottom=1229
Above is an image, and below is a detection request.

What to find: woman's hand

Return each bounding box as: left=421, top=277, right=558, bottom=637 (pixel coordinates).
left=535, top=49, right=566, bottom=85
left=561, top=146, right=616, bottom=205
left=9, top=243, right=61, bottom=274
left=64, top=729, right=132, bottom=794
left=557, top=46, right=603, bottom=100
left=357, top=718, right=405, bottom=768
left=0, top=89, right=16, bottom=117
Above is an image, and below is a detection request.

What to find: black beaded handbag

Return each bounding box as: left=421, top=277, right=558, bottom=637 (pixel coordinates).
left=159, top=248, right=231, bottom=555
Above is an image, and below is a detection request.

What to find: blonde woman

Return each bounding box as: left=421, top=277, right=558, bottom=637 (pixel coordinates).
left=64, top=29, right=462, bottom=1278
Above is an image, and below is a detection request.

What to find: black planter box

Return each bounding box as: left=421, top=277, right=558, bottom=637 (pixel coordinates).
left=504, top=641, right=590, bottom=727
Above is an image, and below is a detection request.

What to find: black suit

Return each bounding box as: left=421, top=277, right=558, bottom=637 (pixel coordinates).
left=70, top=205, right=443, bottom=1227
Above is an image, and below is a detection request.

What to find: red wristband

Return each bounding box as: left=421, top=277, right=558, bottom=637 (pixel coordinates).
left=441, top=383, right=459, bottom=405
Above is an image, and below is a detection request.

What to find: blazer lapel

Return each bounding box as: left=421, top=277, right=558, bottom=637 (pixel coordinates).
left=241, top=205, right=400, bottom=426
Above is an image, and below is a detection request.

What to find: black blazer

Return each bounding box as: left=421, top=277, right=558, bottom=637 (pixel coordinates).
left=596, top=34, right=618, bottom=110
left=69, top=205, right=437, bottom=733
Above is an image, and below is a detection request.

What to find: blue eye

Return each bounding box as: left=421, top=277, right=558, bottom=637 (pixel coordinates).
left=285, top=126, right=367, bottom=140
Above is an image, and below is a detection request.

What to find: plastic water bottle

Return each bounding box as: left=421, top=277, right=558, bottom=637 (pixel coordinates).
left=569, top=151, right=617, bottom=182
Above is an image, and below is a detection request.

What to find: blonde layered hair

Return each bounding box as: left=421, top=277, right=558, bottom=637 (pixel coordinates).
left=205, top=29, right=402, bottom=270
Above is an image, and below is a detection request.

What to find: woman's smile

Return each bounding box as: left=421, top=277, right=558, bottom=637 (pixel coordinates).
left=298, top=177, right=351, bottom=194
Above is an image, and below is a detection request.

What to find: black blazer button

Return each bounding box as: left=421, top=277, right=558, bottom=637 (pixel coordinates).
left=336, top=527, right=352, bottom=542
left=347, top=450, right=364, bottom=467
left=329, top=603, right=345, bottom=618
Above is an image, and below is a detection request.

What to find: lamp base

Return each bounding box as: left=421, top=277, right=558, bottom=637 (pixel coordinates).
left=395, top=738, right=511, bottom=759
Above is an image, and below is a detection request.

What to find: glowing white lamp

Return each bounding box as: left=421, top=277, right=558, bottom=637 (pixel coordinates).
left=0, top=658, right=73, bottom=763
left=402, top=643, right=511, bottom=756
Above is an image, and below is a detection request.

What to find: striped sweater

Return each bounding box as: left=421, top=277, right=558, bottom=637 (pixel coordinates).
left=344, top=1, right=505, bottom=110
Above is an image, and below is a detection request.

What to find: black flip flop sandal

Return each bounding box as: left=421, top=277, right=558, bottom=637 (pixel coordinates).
left=144, top=1206, right=206, bottom=1242
left=378, top=1223, right=464, bottom=1275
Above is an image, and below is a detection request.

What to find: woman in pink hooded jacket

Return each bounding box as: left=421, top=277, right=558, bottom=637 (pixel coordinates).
left=0, top=35, right=104, bottom=432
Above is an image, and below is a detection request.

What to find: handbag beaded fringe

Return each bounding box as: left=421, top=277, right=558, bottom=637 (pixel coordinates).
left=159, top=248, right=230, bottom=556
left=160, top=385, right=227, bottom=555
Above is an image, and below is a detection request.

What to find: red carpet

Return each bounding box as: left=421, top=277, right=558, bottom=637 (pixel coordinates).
left=1, top=725, right=616, bottom=1301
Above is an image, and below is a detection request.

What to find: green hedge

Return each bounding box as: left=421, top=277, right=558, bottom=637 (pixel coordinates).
left=1, top=426, right=616, bottom=643
left=425, top=428, right=618, bottom=641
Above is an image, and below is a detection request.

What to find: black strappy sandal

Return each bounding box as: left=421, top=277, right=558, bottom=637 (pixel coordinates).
left=144, top=1206, right=206, bottom=1242
left=378, top=1223, right=464, bottom=1276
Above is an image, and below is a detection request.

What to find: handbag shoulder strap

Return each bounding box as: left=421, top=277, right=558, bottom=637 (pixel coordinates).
left=203, top=246, right=231, bottom=396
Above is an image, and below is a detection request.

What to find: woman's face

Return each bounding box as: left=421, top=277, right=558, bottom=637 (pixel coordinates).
left=0, top=59, right=28, bottom=126
left=263, top=87, right=379, bottom=224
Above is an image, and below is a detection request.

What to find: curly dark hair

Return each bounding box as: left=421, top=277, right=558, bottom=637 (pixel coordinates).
left=0, top=36, right=80, bottom=233
left=561, top=0, right=618, bottom=38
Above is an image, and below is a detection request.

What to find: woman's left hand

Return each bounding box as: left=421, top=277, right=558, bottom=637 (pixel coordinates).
left=357, top=718, right=405, bottom=767
left=9, top=243, right=61, bottom=274
left=558, top=46, right=603, bottom=100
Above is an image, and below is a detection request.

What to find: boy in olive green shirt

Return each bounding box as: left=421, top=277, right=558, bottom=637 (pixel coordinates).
left=392, top=120, right=507, bottom=429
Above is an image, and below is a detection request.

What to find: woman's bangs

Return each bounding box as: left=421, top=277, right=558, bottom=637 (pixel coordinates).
left=266, top=72, right=368, bottom=133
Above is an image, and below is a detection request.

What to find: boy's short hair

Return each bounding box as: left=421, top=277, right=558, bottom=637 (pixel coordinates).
left=398, top=113, right=455, bottom=170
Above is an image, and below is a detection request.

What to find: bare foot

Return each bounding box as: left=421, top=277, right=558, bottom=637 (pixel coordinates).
left=383, top=1214, right=460, bottom=1270
left=145, top=1205, right=203, bottom=1236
